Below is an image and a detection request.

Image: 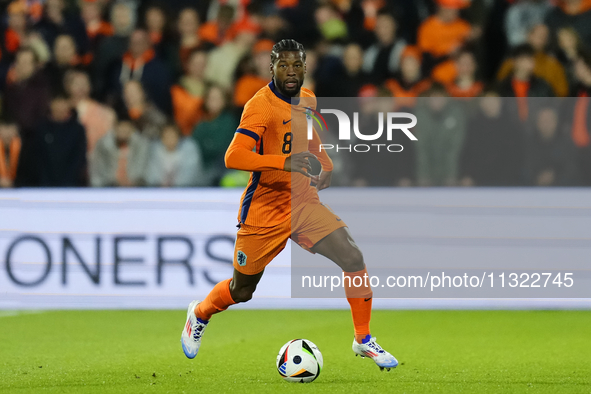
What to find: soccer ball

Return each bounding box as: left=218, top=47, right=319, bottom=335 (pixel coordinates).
left=276, top=339, right=323, bottom=383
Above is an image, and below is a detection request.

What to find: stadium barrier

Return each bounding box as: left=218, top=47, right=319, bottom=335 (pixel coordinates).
left=0, top=188, right=589, bottom=309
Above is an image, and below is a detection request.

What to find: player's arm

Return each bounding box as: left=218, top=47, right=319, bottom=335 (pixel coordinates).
left=225, top=97, right=288, bottom=172
left=225, top=132, right=317, bottom=176
left=225, top=96, right=316, bottom=175
left=225, top=132, right=286, bottom=172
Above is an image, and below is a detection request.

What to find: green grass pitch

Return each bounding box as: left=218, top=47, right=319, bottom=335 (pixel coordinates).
left=1, top=309, right=590, bottom=393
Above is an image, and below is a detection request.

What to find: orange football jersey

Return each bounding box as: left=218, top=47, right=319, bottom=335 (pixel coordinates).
left=225, top=81, right=333, bottom=227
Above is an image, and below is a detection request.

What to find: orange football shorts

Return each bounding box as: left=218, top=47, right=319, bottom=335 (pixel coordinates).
left=233, top=200, right=347, bottom=275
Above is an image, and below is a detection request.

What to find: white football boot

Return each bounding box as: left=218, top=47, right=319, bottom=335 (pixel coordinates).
left=352, top=335, right=398, bottom=371
left=181, top=300, right=208, bottom=359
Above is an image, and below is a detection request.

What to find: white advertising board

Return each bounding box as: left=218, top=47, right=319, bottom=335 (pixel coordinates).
left=0, top=188, right=589, bottom=309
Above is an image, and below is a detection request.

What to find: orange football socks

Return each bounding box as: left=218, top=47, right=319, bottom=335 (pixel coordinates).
left=344, top=267, right=373, bottom=344
left=195, top=278, right=236, bottom=321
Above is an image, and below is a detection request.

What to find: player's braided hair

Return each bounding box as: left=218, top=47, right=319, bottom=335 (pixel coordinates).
left=271, top=39, right=306, bottom=63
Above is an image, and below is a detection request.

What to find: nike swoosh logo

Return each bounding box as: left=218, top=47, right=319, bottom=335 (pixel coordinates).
left=364, top=298, right=372, bottom=302
left=283, top=119, right=292, bottom=125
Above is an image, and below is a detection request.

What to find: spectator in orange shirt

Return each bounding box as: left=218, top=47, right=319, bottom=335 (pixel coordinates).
left=171, top=49, right=208, bottom=136
left=497, top=24, right=569, bottom=97
left=1, top=1, right=29, bottom=65
left=384, top=46, right=431, bottom=110
left=445, top=48, right=484, bottom=98
left=232, top=2, right=263, bottom=38
left=0, top=6, right=51, bottom=85
left=199, top=4, right=236, bottom=46
left=142, top=4, right=173, bottom=59
left=80, top=0, right=113, bottom=56
left=275, top=0, right=299, bottom=9
left=417, top=0, right=473, bottom=69
left=108, top=29, right=173, bottom=114
left=233, top=39, right=273, bottom=109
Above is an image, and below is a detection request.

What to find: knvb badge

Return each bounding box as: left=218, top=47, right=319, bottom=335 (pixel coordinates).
left=237, top=251, right=247, bottom=266
left=305, top=107, right=417, bottom=153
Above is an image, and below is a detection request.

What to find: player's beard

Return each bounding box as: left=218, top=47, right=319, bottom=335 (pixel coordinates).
left=281, top=78, right=304, bottom=97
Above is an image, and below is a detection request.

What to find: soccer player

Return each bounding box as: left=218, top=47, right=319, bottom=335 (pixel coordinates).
left=181, top=39, right=398, bottom=370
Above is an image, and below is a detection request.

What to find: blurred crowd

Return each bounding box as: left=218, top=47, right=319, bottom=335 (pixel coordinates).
left=0, top=0, right=590, bottom=188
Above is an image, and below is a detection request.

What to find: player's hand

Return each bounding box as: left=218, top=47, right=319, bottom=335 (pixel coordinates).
left=284, top=151, right=317, bottom=177
left=315, top=170, right=332, bottom=191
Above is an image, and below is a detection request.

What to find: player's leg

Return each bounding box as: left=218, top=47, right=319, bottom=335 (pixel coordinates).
left=196, top=268, right=265, bottom=321
left=293, top=202, right=372, bottom=341
left=181, top=269, right=265, bottom=359
left=229, top=267, right=265, bottom=301
left=311, top=227, right=398, bottom=370
left=310, top=227, right=364, bottom=271
left=311, top=227, right=371, bottom=343
left=181, top=221, right=289, bottom=359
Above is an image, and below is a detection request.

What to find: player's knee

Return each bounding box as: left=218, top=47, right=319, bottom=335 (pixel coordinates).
left=339, top=247, right=364, bottom=272
left=231, top=286, right=255, bottom=303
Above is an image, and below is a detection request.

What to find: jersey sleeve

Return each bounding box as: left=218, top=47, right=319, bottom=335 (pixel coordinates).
left=225, top=133, right=286, bottom=171
left=235, top=95, right=268, bottom=141
left=225, top=95, right=287, bottom=172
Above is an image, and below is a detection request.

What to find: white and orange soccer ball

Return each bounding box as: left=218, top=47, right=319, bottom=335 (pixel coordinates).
left=276, top=339, right=323, bottom=383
